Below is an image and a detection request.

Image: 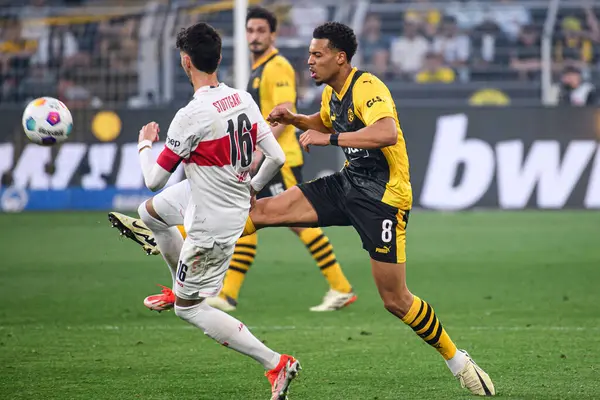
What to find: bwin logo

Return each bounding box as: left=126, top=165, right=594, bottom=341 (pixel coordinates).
left=167, top=137, right=181, bottom=148
left=421, top=114, right=600, bottom=210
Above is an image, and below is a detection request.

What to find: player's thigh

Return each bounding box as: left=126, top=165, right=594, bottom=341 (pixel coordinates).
left=174, top=238, right=233, bottom=301
left=251, top=172, right=351, bottom=228
left=149, top=180, right=191, bottom=226
left=251, top=186, right=318, bottom=227
left=346, top=192, right=410, bottom=264
left=256, top=164, right=302, bottom=199
left=295, top=172, right=350, bottom=227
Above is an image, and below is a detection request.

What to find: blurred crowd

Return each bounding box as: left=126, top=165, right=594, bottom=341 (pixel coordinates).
left=1, top=0, right=599, bottom=108
left=359, top=0, right=600, bottom=85
left=0, top=0, right=144, bottom=107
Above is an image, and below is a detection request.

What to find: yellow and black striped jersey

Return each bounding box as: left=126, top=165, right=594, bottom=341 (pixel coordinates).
left=319, top=68, right=412, bottom=210
left=247, top=48, right=303, bottom=167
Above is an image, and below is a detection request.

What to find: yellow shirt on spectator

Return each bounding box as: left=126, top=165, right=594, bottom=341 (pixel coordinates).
left=405, top=9, right=441, bottom=26
left=415, top=68, right=455, bottom=83
left=0, top=40, right=37, bottom=54
left=554, top=38, right=593, bottom=63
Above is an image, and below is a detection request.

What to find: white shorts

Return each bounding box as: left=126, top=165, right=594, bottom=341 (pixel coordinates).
left=174, top=238, right=235, bottom=300
left=151, top=180, right=191, bottom=227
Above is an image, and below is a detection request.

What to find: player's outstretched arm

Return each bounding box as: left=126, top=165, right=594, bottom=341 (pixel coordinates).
left=298, top=117, right=397, bottom=152
left=138, top=122, right=173, bottom=192
left=267, top=106, right=332, bottom=133
left=250, top=133, right=286, bottom=193
left=335, top=117, right=398, bottom=149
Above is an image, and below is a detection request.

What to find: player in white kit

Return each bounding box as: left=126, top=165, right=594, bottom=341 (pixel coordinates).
left=135, top=23, right=300, bottom=399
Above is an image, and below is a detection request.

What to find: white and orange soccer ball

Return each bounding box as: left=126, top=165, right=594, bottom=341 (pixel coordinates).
left=22, top=97, right=73, bottom=146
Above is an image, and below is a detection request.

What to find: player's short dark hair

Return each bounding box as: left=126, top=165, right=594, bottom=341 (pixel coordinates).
left=246, top=6, right=277, bottom=33
left=176, top=22, right=221, bottom=74
left=313, top=22, right=358, bottom=62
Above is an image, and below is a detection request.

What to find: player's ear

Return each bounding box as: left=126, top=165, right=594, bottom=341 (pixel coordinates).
left=181, top=53, right=192, bottom=70
left=337, top=51, right=346, bottom=66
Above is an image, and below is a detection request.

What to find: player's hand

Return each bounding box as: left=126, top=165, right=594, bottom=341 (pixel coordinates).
left=266, top=105, right=295, bottom=127
left=299, top=129, right=330, bottom=153
left=250, top=150, right=264, bottom=177
left=139, top=122, right=160, bottom=143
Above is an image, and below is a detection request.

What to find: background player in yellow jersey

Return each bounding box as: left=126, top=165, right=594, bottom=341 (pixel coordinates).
left=242, top=22, right=496, bottom=396
left=107, top=8, right=357, bottom=313
left=207, top=7, right=356, bottom=312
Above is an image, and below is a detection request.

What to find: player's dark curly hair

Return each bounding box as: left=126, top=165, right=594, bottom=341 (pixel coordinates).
left=176, top=22, right=221, bottom=74
left=246, top=6, right=277, bottom=32
left=313, top=22, right=358, bottom=62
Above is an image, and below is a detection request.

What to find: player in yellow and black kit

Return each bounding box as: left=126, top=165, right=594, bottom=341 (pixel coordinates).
left=207, top=7, right=357, bottom=313
left=242, top=22, right=496, bottom=396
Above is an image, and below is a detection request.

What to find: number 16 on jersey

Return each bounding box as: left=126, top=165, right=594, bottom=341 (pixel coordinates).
left=227, top=112, right=257, bottom=171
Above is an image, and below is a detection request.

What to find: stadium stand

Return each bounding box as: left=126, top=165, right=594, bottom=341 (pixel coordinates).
left=1, top=0, right=600, bottom=108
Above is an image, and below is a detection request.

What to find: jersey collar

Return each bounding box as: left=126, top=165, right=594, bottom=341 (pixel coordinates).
left=193, top=83, right=224, bottom=98
left=252, top=47, right=279, bottom=70
left=334, top=67, right=358, bottom=99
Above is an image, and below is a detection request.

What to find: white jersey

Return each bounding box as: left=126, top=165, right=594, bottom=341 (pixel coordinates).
left=156, top=84, right=271, bottom=247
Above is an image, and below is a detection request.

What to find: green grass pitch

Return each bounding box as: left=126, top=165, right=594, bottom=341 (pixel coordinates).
left=1, top=211, right=599, bottom=399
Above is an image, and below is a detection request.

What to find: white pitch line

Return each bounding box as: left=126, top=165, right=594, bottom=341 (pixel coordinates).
left=1, top=325, right=599, bottom=332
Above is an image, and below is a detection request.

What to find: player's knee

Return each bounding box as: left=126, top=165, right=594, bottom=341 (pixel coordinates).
left=138, top=198, right=165, bottom=226
left=138, top=201, right=151, bottom=223
left=382, top=291, right=414, bottom=319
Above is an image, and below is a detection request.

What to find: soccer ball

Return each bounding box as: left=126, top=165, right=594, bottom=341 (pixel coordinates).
left=22, top=97, right=73, bottom=146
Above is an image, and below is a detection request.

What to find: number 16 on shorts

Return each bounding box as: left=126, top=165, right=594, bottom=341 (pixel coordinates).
left=177, top=261, right=188, bottom=283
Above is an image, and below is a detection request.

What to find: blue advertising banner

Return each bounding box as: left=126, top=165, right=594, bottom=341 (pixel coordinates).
left=0, top=187, right=155, bottom=212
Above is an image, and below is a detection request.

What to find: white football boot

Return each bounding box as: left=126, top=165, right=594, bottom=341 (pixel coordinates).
left=309, top=289, right=357, bottom=312
left=108, top=212, right=160, bottom=255
left=455, top=350, right=496, bottom=396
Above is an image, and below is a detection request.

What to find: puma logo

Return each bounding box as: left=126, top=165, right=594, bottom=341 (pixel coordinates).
left=375, top=246, right=391, bottom=254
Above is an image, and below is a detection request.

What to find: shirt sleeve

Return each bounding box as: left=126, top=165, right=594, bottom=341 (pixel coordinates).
left=251, top=134, right=285, bottom=192
left=319, top=86, right=333, bottom=129
left=353, top=75, right=397, bottom=126
left=156, top=107, right=196, bottom=173
left=264, top=60, right=297, bottom=106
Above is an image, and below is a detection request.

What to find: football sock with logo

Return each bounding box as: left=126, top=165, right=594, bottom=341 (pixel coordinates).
left=401, top=295, right=458, bottom=361
left=220, top=234, right=258, bottom=302
left=138, top=203, right=183, bottom=286
left=299, top=228, right=352, bottom=293
left=175, top=301, right=280, bottom=370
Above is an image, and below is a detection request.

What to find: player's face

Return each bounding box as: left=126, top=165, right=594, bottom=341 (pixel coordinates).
left=308, top=38, right=343, bottom=86
left=246, top=18, right=274, bottom=55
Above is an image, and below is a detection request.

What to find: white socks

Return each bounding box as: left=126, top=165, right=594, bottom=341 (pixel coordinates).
left=175, top=301, right=281, bottom=370
left=446, top=349, right=469, bottom=376
left=138, top=202, right=183, bottom=286
left=138, top=200, right=281, bottom=371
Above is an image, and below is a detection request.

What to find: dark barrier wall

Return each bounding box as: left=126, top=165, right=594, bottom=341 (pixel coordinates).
left=1, top=107, right=599, bottom=211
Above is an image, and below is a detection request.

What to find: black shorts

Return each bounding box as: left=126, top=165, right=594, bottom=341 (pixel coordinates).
left=297, top=171, right=410, bottom=263
left=257, top=164, right=303, bottom=199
